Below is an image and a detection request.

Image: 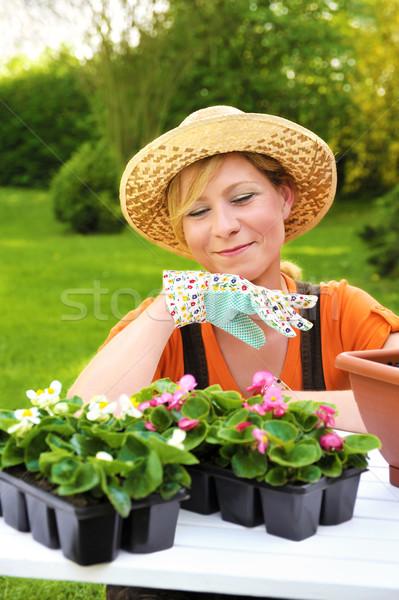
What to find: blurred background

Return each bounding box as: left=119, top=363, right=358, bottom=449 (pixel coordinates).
left=1, top=0, right=398, bottom=408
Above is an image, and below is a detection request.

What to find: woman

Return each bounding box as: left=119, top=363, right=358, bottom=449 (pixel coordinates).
left=69, top=106, right=399, bottom=431
left=70, top=105, right=399, bottom=600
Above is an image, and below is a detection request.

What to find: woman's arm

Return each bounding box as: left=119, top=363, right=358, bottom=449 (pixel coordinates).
left=68, top=295, right=174, bottom=404
left=289, top=332, right=399, bottom=433
left=288, top=389, right=367, bottom=433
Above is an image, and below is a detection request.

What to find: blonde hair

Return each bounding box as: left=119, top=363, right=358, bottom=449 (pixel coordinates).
left=167, top=151, right=302, bottom=280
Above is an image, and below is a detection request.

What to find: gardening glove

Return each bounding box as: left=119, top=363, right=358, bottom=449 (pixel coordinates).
left=163, top=270, right=317, bottom=349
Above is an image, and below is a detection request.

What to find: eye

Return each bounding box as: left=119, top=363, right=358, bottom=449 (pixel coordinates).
left=232, top=193, right=254, bottom=204
left=186, top=207, right=209, bottom=218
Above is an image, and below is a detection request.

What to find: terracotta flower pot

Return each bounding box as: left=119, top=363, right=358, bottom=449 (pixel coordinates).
left=335, top=348, right=399, bottom=486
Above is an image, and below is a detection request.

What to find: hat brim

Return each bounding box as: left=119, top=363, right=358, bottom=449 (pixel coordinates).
left=120, top=113, right=337, bottom=258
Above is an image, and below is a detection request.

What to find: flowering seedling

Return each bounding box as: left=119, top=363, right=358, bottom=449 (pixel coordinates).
left=0, top=380, right=198, bottom=517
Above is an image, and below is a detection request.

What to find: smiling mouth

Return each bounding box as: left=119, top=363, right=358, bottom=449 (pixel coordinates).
left=216, top=243, right=254, bottom=257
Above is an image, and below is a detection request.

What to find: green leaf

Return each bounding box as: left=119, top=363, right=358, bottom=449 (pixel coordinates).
left=344, top=434, right=381, bottom=453
left=57, top=462, right=100, bottom=495
left=153, top=378, right=177, bottom=394
left=92, top=456, right=137, bottom=475
left=205, top=423, right=223, bottom=444
left=269, top=439, right=321, bottom=467
left=265, top=467, right=288, bottom=486
left=0, top=411, right=19, bottom=433
left=24, top=430, right=49, bottom=471
left=45, top=432, right=75, bottom=453
left=31, top=416, right=76, bottom=438
left=88, top=426, right=127, bottom=449
left=70, top=433, right=105, bottom=457
left=135, top=432, right=198, bottom=465
left=318, top=453, right=343, bottom=477
left=158, top=481, right=181, bottom=500
left=209, top=390, right=243, bottom=412
left=180, top=396, right=210, bottom=421
left=296, top=465, right=322, bottom=483
left=106, top=485, right=131, bottom=518
left=123, top=451, right=163, bottom=499
left=117, top=435, right=149, bottom=462
left=263, top=420, right=298, bottom=442
left=163, top=463, right=191, bottom=488
left=231, top=447, right=267, bottom=479
left=38, top=450, right=72, bottom=478
left=224, top=408, right=250, bottom=427
left=1, top=436, right=24, bottom=468
left=218, top=426, right=255, bottom=444
left=288, top=409, right=320, bottom=432
left=347, top=454, right=368, bottom=470
left=149, top=405, right=173, bottom=431
left=51, top=457, right=82, bottom=484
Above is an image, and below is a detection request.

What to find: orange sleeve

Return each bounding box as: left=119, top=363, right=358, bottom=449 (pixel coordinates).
left=320, top=280, right=399, bottom=390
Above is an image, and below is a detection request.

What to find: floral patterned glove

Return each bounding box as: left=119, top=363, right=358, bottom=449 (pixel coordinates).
left=163, top=270, right=317, bottom=349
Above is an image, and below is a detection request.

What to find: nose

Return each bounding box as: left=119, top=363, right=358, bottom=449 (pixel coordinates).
left=211, top=203, right=240, bottom=238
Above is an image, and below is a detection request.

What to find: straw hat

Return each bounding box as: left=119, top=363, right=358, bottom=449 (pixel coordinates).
left=120, top=105, right=337, bottom=258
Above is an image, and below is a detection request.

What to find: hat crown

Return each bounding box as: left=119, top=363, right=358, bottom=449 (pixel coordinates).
left=179, top=105, right=243, bottom=127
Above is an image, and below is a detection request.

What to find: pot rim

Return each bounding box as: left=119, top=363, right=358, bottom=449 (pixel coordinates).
left=335, top=348, right=399, bottom=386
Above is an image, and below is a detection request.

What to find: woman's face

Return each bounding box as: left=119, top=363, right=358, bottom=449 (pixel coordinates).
left=181, top=153, right=294, bottom=286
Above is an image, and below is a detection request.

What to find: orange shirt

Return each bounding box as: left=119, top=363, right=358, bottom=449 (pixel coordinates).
left=100, top=276, right=399, bottom=392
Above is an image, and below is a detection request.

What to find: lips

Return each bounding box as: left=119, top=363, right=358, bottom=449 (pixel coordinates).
left=216, top=242, right=254, bottom=257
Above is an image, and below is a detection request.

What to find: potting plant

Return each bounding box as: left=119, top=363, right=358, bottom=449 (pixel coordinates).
left=133, top=369, right=381, bottom=539
left=0, top=377, right=200, bottom=564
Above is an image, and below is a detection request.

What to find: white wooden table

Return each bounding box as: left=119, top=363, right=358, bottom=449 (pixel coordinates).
left=1, top=448, right=399, bottom=600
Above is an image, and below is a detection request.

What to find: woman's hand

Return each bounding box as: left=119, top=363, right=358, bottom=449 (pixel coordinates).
left=163, top=270, right=318, bottom=348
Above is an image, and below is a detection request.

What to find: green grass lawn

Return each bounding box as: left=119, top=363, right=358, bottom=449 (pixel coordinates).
left=1, top=186, right=398, bottom=411
left=0, top=185, right=398, bottom=597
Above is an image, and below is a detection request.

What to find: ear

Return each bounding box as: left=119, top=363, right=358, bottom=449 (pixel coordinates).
left=280, top=183, right=295, bottom=220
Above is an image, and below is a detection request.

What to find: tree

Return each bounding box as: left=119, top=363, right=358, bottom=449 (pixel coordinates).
left=332, top=0, right=399, bottom=194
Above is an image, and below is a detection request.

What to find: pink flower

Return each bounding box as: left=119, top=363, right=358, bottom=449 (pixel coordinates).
left=243, top=400, right=266, bottom=415
left=145, top=421, right=157, bottom=431
left=320, top=432, right=345, bottom=452
left=262, top=385, right=288, bottom=417
left=137, top=398, right=158, bottom=411
left=178, top=374, right=197, bottom=393
left=164, top=374, right=198, bottom=411
left=235, top=421, right=252, bottom=432
left=246, top=370, right=275, bottom=395
left=253, top=428, right=269, bottom=454
left=316, top=404, right=336, bottom=427
left=167, top=390, right=186, bottom=410
left=178, top=417, right=199, bottom=431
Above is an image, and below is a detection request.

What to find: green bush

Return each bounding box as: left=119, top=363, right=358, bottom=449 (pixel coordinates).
left=359, top=185, right=399, bottom=277
left=51, top=140, right=124, bottom=233
left=0, top=51, right=92, bottom=188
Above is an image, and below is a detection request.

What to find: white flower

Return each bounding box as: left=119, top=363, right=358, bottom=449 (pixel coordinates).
left=96, top=451, right=114, bottom=462
left=8, top=407, right=41, bottom=436
left=26, top=380, right=62, bottom=410
left=167, top=429, right=186, bottom=450
left=118, top=394, right=143, bottom=419
left=86, top=395, right=117, bottom=422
